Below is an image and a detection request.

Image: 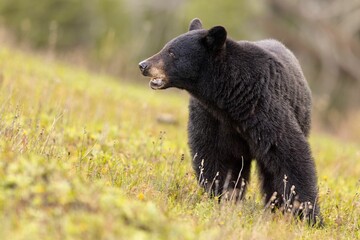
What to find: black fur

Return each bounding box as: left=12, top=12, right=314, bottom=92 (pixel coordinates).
left=140, top=18, right=321, bottom=223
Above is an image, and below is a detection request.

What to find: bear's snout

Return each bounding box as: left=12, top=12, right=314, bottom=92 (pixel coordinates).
left=138, top=58, right=168, bottom=90
left=138, top=60, right=149, bottom=76
left=138, top=58, right=166, bottom=80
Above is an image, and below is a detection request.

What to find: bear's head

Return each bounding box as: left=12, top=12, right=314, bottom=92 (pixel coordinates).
left=139, top=18, right=227, bottom=90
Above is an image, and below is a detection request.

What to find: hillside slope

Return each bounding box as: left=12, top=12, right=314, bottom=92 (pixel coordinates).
left=0, top=48, right=359, bottom=239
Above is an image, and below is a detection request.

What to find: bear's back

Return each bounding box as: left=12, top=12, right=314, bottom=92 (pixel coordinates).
left=242, top=39, right=312, bottom=137
left=254, top=39, right=304, bottom=80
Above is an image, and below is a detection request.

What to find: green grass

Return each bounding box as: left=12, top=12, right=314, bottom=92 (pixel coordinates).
left=0, top=47, right=359, bottom=240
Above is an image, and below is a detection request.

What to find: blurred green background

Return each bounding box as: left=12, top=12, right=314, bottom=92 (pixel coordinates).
left=0, top=0, right=359, bottom=130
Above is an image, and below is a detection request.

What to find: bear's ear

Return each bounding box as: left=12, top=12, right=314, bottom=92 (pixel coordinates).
left=189, top=18, right=203, bottom=31
left=204, top=26, right=227, bottom=51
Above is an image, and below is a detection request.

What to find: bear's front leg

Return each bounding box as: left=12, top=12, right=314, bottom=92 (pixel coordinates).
left=188, top=98, right=253, bottom=201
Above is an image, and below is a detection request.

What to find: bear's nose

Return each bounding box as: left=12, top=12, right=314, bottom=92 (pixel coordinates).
left=138, top=61, right=149, bottom=73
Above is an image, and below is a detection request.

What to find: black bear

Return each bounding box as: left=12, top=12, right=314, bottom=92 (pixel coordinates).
left=139, top=18, right=320, bottom=223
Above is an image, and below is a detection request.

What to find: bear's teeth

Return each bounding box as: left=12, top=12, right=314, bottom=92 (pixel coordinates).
left=152, top=78, right=163, bottom=85
left=149, top=78, right=165, bottom=89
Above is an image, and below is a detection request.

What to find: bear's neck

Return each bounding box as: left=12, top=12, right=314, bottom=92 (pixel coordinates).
left=188, top=40, right=271, bottom=131
left=188, top=39, right=267, bottom=125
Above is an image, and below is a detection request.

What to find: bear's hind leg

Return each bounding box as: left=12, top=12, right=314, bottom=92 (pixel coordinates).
left=256, top=127, right=321, bottom=224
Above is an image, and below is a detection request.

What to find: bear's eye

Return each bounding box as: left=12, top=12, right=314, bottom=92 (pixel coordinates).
left=168, top=51, right=176, bottom=58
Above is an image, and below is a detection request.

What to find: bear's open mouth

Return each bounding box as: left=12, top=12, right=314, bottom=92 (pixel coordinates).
left=149, top=78, right=167, bottom=90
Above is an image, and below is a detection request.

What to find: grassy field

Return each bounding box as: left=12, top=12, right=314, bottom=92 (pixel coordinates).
left=0, top=47, right=359, bottom=240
